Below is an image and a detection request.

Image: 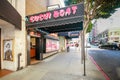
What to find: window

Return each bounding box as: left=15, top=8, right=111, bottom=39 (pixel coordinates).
left=114, top=37, right=119, bottom=41
left=110, top=32, right=112, bottom=35
left=113, top=31, right=120, bottom=35
left=114, top=32, right=117, bottom=35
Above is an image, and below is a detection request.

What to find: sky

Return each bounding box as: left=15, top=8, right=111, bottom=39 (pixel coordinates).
left=96, top=8, right=120, bottom=34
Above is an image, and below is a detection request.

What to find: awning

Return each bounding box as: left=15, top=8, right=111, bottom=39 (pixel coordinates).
left=26, top=3, right=84, bottom=33
left=0, top=0, right=21, bottom=29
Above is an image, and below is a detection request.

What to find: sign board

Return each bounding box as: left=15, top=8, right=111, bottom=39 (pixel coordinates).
left=26, top=3, right=84, bottom=27
left=47, top=4, right=60, bottom=11
left=69, top=31, right=80, bottom=37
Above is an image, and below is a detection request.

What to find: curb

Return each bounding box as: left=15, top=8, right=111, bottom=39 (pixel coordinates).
left=89, top=55, right=110, bottom=80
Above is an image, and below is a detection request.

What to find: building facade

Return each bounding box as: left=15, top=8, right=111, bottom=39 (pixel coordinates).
left=108, top=28, right=120, bottom=42
left=26, top=0, right=66, bottom=64
left=0, top=0, right=82, bottom=71
left=94, top=28, right=120, bottom=44
left=0, top=0, right=26, bottom=71
left=95, top=30, right=108, bottom=44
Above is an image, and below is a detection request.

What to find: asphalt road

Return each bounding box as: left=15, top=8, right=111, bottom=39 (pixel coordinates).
left=88, top=47, right=120, bottom=80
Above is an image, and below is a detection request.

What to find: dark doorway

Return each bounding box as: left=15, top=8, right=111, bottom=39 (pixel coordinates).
left=30, top=37, right=42, bottom=64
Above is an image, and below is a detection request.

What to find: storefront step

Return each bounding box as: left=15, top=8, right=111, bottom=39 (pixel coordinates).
left=0, top=69, right=13, bottom=78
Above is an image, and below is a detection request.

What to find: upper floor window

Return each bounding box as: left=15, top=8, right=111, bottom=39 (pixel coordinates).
left=110, top=32, right=112, bottom=35
left=114, top=31, right=120, bottom=35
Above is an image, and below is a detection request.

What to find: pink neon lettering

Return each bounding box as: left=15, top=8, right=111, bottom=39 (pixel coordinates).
left=34, top=16, right=39, bottom=22
left=53, top=11, right=59, bottom=18
left=39, top=14, right=43, bottom=21
left=60, top=9, right=65, bottom=17
left=47, top=12, right=52, bottom=19
left=72, top=6, right=77, bottom=14
left=29, top=6, right=78, bottom=22
left=43, top=12, right=51, bottom=20
left=43, top=14, right=48, bottom=20
left=29, top=16, right=34, bottom=22
left=65, top=7, right=71, bottom=16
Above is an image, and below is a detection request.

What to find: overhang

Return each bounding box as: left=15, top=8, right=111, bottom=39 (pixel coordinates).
left=26, top=3, right=84, bottom=33
left=0, top=0, right=21, bottom=29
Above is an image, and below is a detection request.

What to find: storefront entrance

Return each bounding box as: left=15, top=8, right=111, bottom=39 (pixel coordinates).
left=30, top=36, right=44, bottom=64
left=26, top=3, right=84, bottom=63
left=30, top=37, right=37, bottom=64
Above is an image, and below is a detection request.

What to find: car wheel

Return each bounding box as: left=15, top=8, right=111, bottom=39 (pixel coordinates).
left=116, top=48, right=119, bottom=50
left=112, top=47, right=115, bottom=50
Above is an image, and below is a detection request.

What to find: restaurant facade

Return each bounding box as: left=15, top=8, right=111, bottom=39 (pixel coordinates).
left=26, top=3, right=84, bottom=62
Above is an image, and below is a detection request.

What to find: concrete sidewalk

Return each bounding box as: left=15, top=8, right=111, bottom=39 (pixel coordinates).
left=1, top=47, right=106, bottom=80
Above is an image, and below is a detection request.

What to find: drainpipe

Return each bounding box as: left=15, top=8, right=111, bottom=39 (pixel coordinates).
left=17, top=53, right=22, bottom=71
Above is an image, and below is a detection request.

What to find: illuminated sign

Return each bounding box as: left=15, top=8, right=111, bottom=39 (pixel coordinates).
left=29, top=6, right=77, bottom=23
left=26, top=3, right=84, bottom=30
left=69, top=31, right=80, bottom=37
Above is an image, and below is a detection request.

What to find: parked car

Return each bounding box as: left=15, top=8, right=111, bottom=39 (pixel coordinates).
left=98, top=42, right=120, bottom=50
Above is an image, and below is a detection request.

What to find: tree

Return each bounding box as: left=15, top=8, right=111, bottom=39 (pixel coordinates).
left=86, top=21, right=93, bottom=33
left=84, top=0, right=120, bottom=32
left=65, top=0, right=120, bottom=33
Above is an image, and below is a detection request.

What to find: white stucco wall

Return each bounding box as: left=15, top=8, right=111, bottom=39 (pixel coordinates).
left=0, top=23, right=15, bottom=70
left=59, top=36, right=66, bottom=52
left=14, top=0, right=26, bottom=71
left=0, top=0, right=26, bottom=71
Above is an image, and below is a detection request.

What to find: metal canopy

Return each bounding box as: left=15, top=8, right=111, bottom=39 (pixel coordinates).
left=38, top=22, right=83, bottom=33
left=26, top=3, right=84, bottom=33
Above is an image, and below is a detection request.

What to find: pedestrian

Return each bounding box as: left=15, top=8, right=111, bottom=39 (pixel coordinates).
left=67, top=43, right=70, bottom=52
left=75, top=43, right=79, bottom=47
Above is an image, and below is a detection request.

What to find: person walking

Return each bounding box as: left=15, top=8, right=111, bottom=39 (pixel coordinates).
left=67, top=43, right=70, bottom=52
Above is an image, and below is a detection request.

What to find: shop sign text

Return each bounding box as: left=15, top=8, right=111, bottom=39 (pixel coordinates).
left=29, top=6, right=78, bottom=23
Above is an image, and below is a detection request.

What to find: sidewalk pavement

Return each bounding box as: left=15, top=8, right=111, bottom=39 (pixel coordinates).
left=1, top=47, right=106, bottom=80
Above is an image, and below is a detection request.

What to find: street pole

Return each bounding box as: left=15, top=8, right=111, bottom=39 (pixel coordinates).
left=80, top=33, right=83, bottom=64
left=82, top=30, right=86, bottom=76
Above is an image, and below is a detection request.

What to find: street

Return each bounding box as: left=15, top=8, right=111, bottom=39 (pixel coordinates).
left=88, top=47, right=120, bottom=80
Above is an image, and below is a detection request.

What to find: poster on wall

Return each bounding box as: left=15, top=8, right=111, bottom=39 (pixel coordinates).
left=3, top=39, right=14, bottom=61
left=46, top=39, right=52, bottom=52
left=46, top=39, right=59, bottom=52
